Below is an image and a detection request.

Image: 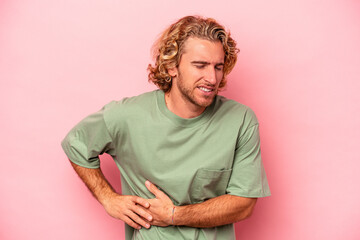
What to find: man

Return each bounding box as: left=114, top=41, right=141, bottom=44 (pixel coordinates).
left=62, top=15, right=270, bottom=239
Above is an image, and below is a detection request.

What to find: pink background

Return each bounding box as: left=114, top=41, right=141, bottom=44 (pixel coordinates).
left=1, top=0, right=359, bottom=239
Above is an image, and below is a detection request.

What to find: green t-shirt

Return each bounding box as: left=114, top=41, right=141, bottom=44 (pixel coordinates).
left=62, top=90, right=270, bottom=239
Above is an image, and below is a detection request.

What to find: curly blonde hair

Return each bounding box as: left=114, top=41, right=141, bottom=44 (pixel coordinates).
left=148, top=15, right=239, bottom=92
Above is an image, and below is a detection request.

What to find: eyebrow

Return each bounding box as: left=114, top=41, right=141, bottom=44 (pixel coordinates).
left=191, top=61, right=224, bottom=66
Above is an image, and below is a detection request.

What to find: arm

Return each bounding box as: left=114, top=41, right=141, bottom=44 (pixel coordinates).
left=174, top=194, right=256, bottom=228
left=144, top=181, right=257, bottom=228
left=70, top=161, right=153, bottom=229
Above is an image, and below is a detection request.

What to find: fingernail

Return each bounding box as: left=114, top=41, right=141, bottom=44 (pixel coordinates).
left=145, top=180, right=150, bottom=187
left=146, top=223, right=150, bottom=228
left=148, top=216, right=152, bottom=221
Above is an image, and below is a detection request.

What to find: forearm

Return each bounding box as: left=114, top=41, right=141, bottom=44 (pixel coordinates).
left=69, top=160, right=153, bottom=229
left=173, top=195, right=257, bottom=228
left=69, top=160, right=116, bottom=205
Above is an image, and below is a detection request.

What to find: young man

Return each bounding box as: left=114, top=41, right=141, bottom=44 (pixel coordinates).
left=62, top=15, right=270, bottom=239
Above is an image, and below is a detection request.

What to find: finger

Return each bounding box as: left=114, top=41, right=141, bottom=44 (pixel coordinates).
left=123, top=215, right=142, bottom=230
left=133, top=196, right=150, bottom=208
left=127, top=211, right=151, bottom=229
left=145, top=180, right=167, bottom=198
left=132, top=204, right=153, bottom=222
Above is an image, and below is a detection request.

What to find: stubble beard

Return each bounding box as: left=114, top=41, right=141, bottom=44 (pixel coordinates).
left=176, top=74, right=218, bottom=108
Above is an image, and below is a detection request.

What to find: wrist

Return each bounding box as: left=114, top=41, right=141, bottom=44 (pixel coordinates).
left=98, top=190, right=118, bottom=207
left=171, top=205, right=186, bottom=226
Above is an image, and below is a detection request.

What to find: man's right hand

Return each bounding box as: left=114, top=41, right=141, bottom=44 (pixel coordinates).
left=69, top=161, right=153, bottom=230
left=101, top=193, right=153, bottom=230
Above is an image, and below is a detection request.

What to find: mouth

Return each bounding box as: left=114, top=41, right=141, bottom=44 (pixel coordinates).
left=197, top=86, right=214, bottom=93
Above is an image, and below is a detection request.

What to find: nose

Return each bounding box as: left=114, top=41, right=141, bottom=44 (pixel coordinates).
left=204, top=67, right=217, bottom=85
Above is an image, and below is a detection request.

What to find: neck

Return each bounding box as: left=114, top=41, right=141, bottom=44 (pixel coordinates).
left=164, top=91, right=205, bottom=119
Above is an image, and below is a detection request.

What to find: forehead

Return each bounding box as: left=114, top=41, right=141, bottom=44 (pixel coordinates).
left=181, top=37, right=225, bottom=63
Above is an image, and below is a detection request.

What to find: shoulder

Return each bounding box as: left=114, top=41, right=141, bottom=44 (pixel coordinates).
left=214, top=95, right=259, bottom=127
left=101, top=90, right=158, bottom=125
left=103, top=90, right=157, bottom=113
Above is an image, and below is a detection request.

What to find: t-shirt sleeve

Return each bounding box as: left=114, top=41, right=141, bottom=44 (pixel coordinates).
left=61, top=105, right=116, bottom=169
left=226, top=111, right=271, bottom=198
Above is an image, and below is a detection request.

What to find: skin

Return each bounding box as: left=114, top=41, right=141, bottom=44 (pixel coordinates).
left=166, top=37, right=225, bottom=118
left=70, top=162, right=152, bottom=230
left=69, top=37, right=257, bottom=229
left=145, top=180, right=257, bottom=228
left=70, top=161, right=256, bottom=229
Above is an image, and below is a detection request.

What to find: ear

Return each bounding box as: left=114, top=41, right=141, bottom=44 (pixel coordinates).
left=168, top=67, right=178, bottom=78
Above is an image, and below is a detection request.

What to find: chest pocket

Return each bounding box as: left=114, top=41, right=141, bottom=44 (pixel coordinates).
left=190, top=168, right=232, bottom=204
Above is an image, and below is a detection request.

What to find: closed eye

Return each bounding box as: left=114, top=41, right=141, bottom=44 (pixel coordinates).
left=194, top=64, right=206, bottom=69
left=192, top=61, right=209, bottom=69
left=215, top=64, right=224, bottom=71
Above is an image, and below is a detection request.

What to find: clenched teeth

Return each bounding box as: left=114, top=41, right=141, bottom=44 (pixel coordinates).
left=199, top=87, right=212, bottom=92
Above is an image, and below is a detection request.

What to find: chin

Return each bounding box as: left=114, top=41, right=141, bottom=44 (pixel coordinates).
left=196, top=97, right=215, bottom=108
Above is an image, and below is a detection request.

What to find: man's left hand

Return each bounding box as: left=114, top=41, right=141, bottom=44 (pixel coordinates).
left=145, top=180, right=174, bottom=227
